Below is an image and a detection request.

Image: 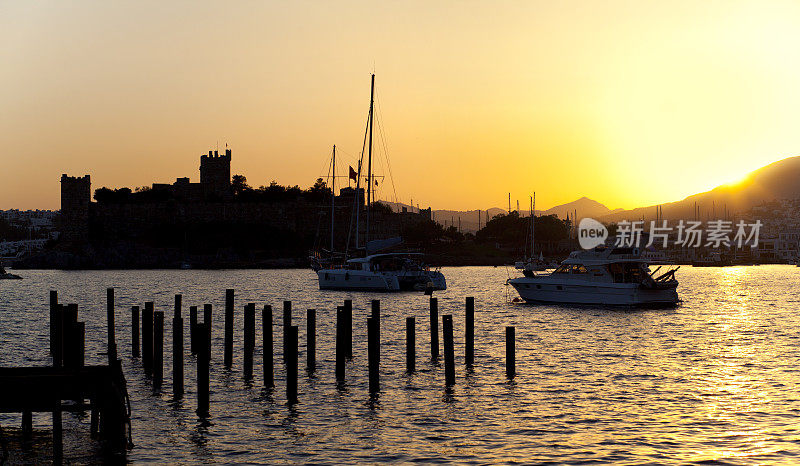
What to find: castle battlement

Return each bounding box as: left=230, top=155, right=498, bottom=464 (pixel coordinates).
left=199, top=148, right=232, bottom=199
left=60, top=174, right=91, bottom=183
left=200, top=149, right=232, bottom=161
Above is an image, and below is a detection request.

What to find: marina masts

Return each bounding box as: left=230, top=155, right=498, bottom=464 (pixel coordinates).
left=365, top=73, right=375, bottom=246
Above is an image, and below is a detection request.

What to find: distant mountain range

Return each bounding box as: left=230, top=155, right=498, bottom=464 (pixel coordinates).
left=382, top=155, right=800, bottom=230
left=599, top=155, right=800, bottom=223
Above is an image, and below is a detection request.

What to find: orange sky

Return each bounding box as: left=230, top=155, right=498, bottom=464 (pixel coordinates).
left=3, top=1, right=800, bottom=211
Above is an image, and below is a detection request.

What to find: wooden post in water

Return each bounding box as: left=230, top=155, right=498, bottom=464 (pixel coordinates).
left=368, top=317, right=379, bottom=394
left=335, top=307, right=345, bottom=383
left=62, top=304, right=78, bottom=369
left=243, top=303, right=255, bottom=379
left=76, top=321, right=85, bottom=368
left=49, top=290, right=57, bottom=355
left=173, top=294, right=184, bottom=398
left=189, top=305, right=197, bottom=355
left=224, top=288, right=234, bottom=369
left=344, top=300, right=353, bottom=359
left=21, top=410, right=32, bottom=442
left=506, top=326, right=515, bottom=379
left=143, top=302, right=154, bottom=375
left=406, top=317, right=415, bottom=373
left=131, top=306, right=140, bottom=358
left=307, top=309, right=316, bottom=373
left=283, top=300, right=291, bottom=362
left=203, top=304, right=212, bottom=359
left=52, top=304, right=63, bottom=368
left=262, top=305, right=274, bottom=388
left=429, top=298, right=439, bottom=359
left=287, top=325, right=298, bottom=404
left=442, top=315, right=455, bottom=386
left=153, top=311, right=164, bottom=388
left=465, top=297, right=474, bottom=367
left=106, top=287, right=117, bottom=363
left=371, top=300, right=380, bottom=364
left=53, top=400, right=63, bottom=464
left=196, top=322, right=210, bottom=417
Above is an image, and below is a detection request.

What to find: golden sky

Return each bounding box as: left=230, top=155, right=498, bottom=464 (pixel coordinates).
left=2, top=1, right=800, bottom=211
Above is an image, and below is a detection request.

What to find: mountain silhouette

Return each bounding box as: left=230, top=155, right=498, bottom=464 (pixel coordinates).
left=599, top=155, right=800, bottom=222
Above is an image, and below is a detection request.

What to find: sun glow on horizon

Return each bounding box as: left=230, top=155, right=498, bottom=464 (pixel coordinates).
left=2, top=1, right=800, bottom=211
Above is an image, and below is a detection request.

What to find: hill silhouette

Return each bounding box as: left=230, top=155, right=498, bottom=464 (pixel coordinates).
left=381, top=196, right=616, bottom=233
left=599, top=155, right=800, bottom=223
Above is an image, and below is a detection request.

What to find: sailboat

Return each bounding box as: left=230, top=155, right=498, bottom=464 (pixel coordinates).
left=314, top=74, right=446, bottom=292
left=514, top=193, right=556, bottom=276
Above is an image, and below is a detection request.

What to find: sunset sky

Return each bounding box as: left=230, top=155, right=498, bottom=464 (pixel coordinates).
left=3, top=1, right=800, bottom=211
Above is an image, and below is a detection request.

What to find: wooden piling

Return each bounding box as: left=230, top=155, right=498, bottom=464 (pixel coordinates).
left=63, top=304, right=78, bottom=369
left=465, top=297, right=474, bottom=366
left=173, top=295, right=184, bottom=398
left=90, top=400, right=99, bottom=438
left=153, top=311, right=164, bottom=388
left=429, top=297, right=439, bottom=359
left=442, top=315, right=455, bottom=386
left=368, top=317, right=379, bottom=393
left=224, top=288, right=234, bottom=368
left=406, top=317, right=415, bottom=373
left=307, top=309, right=316, bottom=373
left=243, top=303, right=255, bottom=379
left=49, top=290, right=57, bottom=355
left=189, top=305, right=197, bottom=355
left=203, top=304, right=212, bottom=359
left=371, top=299, right=380, bottom=364
left=77, top=321, right=85, bottom=368
left=287, top=325, right=298, bottom=404
left=262, top=305, right=274, bottom=387
left=335, top=307, right=344, bottom=383
left=53, top=401, right=63, bottom=464
left=21, top=410, right=32, bottom=442
left=52, top=304, right=63, bottom=368
left=143, top=302, right=154, bottom=375
left=106, top=287, right=117, bottom=363
left=196, top=322, right=210, bottom=417
left=131, top=306, right=140, bottom=358
left=344, top=300, right=353, bottom=359
left=283, top=300, right=291, bottom=362
left=506, top=326, right=515, bottom=379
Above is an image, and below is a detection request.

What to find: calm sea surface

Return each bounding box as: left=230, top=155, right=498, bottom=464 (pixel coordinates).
left=2, top=266, right=800, bottom=464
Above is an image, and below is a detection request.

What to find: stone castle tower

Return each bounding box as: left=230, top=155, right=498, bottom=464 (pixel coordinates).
left=200, top=149, right=231, bottom=198
left=60, top=174, right=91, bottom=243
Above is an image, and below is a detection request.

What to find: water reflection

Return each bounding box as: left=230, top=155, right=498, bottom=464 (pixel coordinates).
left=3, top=266, right=800, bottom=463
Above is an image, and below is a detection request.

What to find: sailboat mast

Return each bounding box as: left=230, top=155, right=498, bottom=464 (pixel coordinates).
left=331, top=144, right=336, bottom=252
left=531, top=193, right=535, bottom=258
left=365, top=73, right=375, bottom=247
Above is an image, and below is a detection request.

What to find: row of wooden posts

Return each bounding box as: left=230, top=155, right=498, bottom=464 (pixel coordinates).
left=126, top=291, right=516, bottom=415
left=43, top=290, right=129, bottom=463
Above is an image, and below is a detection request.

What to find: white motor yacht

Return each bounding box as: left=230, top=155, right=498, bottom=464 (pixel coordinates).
left=508, top=244, right=679, bottom=306
left=317, top=253, right=446, bottom=292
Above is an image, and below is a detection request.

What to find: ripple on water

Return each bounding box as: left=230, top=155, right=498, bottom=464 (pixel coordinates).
left=2, top=265, right=800, bottom=464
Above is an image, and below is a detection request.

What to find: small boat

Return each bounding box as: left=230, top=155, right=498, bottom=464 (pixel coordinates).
left=0, top=266, right=22, bottom=279
left=508, top=244, right=679, bottom=306
left=317, top=253, right=446, bottom=291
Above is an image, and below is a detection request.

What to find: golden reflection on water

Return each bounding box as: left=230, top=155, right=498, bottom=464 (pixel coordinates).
left=3, top=266, right=800, bottom=463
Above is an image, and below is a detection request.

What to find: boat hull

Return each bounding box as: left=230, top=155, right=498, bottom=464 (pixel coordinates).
left=317, top=269, right=446, bottom=292
left=509, top=278, right=678, bottom=306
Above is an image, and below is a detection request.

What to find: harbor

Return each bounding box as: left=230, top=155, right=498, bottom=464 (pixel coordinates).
left=2, top=266, right=799, bottom=463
